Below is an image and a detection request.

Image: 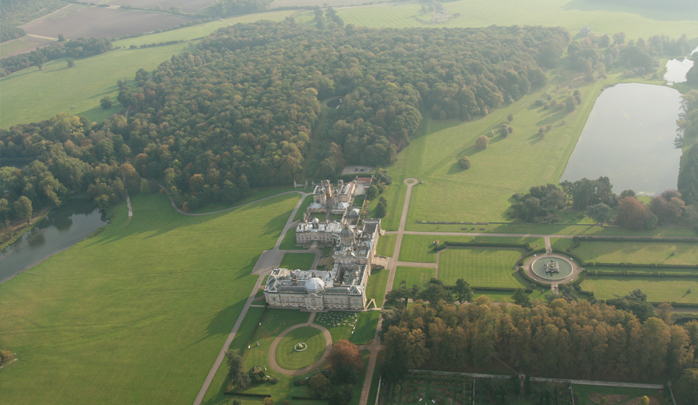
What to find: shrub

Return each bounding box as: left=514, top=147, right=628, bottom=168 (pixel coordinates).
left=458, top=156, right=471, bottom=170
left=100, top=96, right=112, bottom=109
left=475, top=135, right=489, bottom=150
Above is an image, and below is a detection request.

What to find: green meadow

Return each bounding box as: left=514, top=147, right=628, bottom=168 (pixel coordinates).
left=437, top=248, right=526, bottom=287
left=366, top=268, right=389, bottom=308
left=0, top=192, right=299, bottom=405
left=398, top=234, right=544, bottom=263
left=336, top=0, right=698, bottom=40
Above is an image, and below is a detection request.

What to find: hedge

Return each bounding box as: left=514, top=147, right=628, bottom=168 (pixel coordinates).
left=588, top=270, right=698, bottom=278
left=649, top=301, right=698, bottom=308
left=573, top=236, right=698, bottom=243
left=573, top=284, right=594, bottom=298
left=587, top=262, right=698, bottom=269
left=472, top=287, right=520, bottom=292
left=440, top=241, right=533, bottom=251
left=517, top=268, right=550, bottom=288
left=224, top=392, right=272, bottom=397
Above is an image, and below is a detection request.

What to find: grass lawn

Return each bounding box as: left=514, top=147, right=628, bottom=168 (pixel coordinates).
left=561, top=241, right=698, bottom=265
left=438, top=248, right=527, bottom=287
left=194, top=186, right=298, bottom=213
left=399, top=235, right=546, bottom=263
left=275, top=327, right=326, bottom=370
left=279, top=253, right=316, bottom=270
left=336, top=0, right=698, bottom=40
left=395, top=266, right=435, bottom=288
left=581, top=276, right=698, bottom=304
left=279, top=228, right=304, bottom=250
left=366, top=268, right=389, bottom=308
left=293, top=195, right=314, bottom=221
left=0, top=192, right=298, bottom=405
left=572, top=384, right=667, bottom=405
left=315, top=311, right=379, bottom=345
left=376, top=234, right=396, bottom=256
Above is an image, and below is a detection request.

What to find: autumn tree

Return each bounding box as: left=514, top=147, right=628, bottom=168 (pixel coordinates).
left=616, top=196, right=656, bottom=230
left=675, top=368, right=698, bottom=404
left=309, top=374, right=332, bottom=398
left=328, top=340, right=363, bottom=384
left=475, top=135, right=489, bottom=150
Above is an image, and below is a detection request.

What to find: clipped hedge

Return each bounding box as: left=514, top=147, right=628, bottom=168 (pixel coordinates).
left=441, top=241, right=533, bottom=251
left=588, top=270, right=698, bottom=278
left=573, top=284, right=594, bottom=298
left=517, top=267, right=550, bottom=288
left=573, top=236, right=698, bottom=243
left=224, top=392, right=272, bottom=397
left=472, top=287, right=520, bottom=292
left=587, top=262, right=698, bottom=269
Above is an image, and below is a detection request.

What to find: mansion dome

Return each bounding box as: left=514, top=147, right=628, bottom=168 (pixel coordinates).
left=305, top=278, right=325, bottom=293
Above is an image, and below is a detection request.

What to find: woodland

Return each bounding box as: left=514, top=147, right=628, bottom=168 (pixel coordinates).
left=380, top=298, right=698, bottom=397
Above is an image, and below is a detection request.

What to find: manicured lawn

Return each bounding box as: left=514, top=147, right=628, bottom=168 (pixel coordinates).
left=315, top=311, right=379, bottom=345
left=279, top=253, right=316, bottom=270
left=293, top=195, right=314, bottom=221
left=0, top=192, right=298, bottom=405
left=398, top=235, right=440, bottom=263
left=395, top=266, right=434, bottom=288
left=337, top=0, right=698, bottom=40
left=376, top=234, right=396, bottom=256
left=275, top=327, right=326, bottom=370
left=366, top=268, right=389, bottom=308
left=565, top=241, right=698, bottom=265
left=399, top=234, right=545, bottom=263
left=279, top=228, right=304, bottom=250
left=438, top=248, right=527, bottom=287
left=195, top=185, right=298, bottom=213
left=581, top=276, right=698, bottom=304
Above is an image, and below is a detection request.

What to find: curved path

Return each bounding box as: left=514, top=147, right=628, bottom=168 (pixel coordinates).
left=268, top=313, right=333, bottom=376
left=159, top=184, right=308, bottom=216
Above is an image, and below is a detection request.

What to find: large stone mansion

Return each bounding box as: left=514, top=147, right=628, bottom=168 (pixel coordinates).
left=263, top=177, right=380, bottom=311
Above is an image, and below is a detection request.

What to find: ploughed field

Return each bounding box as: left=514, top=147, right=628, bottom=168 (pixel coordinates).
left=21, top=6, right=191, bottom=39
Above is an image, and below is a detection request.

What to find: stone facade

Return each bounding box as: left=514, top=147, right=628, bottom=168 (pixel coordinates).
left=264, top=219, right=381, bottom=311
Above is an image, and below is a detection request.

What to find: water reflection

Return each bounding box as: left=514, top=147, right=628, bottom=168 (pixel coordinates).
left=561, top=83, right=682, bottom=196
left=0, top=199, right=108, bottom=283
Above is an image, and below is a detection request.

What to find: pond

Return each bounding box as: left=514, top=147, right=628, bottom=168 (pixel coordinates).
left=0, top=199, right=108, bottom=283
left=561, top=83, right=682, bottom=196
left=664, top=45, right=698, bottom=84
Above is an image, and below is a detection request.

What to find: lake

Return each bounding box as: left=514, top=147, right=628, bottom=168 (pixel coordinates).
left=560, top=83, right=682, bottom=196
left=664, top=45, right=698, bottom=84
left=0, top=199, right=108, bottom=283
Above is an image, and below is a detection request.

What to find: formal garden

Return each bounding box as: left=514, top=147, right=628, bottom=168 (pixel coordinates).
left=314, top=311, right=380, bottom=345
left=275, top=327, right=327, bottom=370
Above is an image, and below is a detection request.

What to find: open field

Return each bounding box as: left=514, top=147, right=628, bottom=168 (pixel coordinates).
left=0, top=36, right=54, bottom=58
left=582, top=276, right=698, bottom=304
left=22, top=6, right=191, bottom=40
left=0, top=192, right=299, bottom=405
left=0, top=43, right=196, bottom=129
left=276, top=327, right=326, bottom=370
left=376, top=234, right=396, bottom=257
left=395, top=266, right=434, bottom=288
left=279, top=253, right=316, bottom=269
left=280, top=228, right=302, bottom=250
left=552, top=240, right=698, bottom=265
left=366, top=268, right=389, bottom=308
left=109, top=0, right=215, bottom=13
left=335, top=0, right=698, bottom=40
left=438, top=248, right=526, bottom=287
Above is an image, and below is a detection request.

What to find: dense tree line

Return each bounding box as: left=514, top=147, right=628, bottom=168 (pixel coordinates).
left=588, top=0, right=698, bottom=10
left=380, top=298, right=698, bottom=383
left=567, top=32, right=697, bottom=79
left=111, top=20, right=567, bottom=208
left=0, top=37, right=112, bottom=76
left=0, top=0, right=65, bottom=42
left=678, top=90, right=698, bottom=205
left=206, top=0, right=273, bottom=17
